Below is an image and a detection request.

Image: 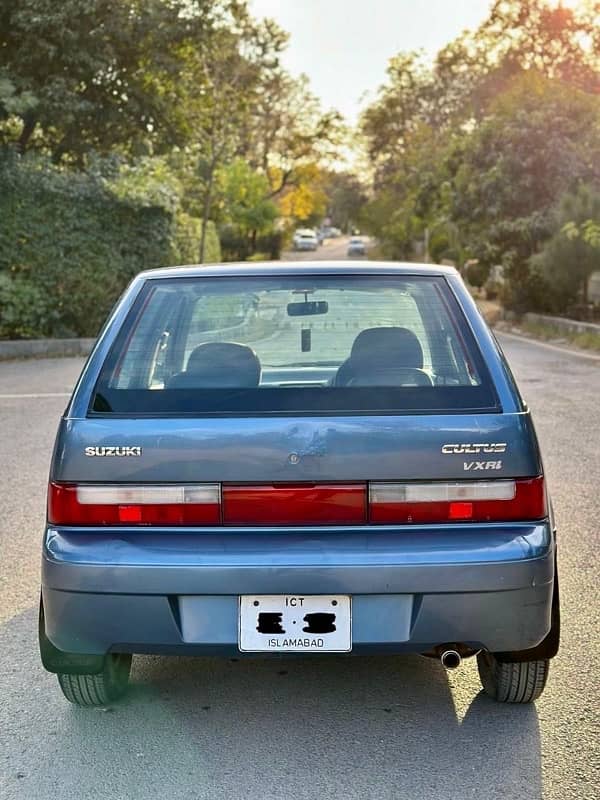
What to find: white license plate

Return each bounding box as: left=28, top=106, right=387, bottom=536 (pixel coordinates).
left=239, top=595, right=351, bottom=652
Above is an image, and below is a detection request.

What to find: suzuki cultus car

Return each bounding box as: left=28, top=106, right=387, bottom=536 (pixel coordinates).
left=40, top=262, right=559, bottom=706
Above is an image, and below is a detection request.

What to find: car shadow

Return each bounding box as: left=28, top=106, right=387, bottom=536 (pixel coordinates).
left=1, top=608, right=542, bottom=800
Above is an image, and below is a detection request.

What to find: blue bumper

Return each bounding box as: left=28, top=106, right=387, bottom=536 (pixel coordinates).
left=41, top=523, right=555, bottom=657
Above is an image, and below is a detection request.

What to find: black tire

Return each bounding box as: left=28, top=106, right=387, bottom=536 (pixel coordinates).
left=57, top=653, right=132, bottom=707
left=477, top=651, right=549, bottom=703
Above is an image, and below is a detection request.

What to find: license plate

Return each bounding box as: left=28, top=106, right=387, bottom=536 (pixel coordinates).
left=239, top=595, right=351, bottom=652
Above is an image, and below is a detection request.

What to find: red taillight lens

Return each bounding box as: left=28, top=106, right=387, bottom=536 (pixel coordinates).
left=47, top=483, right=221, bottom=526
left=369, top=477, right=546, bottom=524
left=48, top=478, right=546, bottom=527
left=222, top=484, right=367, bottom=525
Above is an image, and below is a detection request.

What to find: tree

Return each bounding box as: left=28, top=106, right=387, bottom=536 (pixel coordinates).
left=174, top=11, right=293, bottom=261
left=360, top=52, right=436, bottom=186
left=432, top=0, right=600, bottom=124
left=218, top=158, right=278, bottom=248
left=360, top=0, right=600, bottom=182
left=449, top=71, right=600, bottom=308
left=321, top=171, right=368, bottom=233
left=240, top=69, right=344, bottom=201
left=276, top=163, right=328, bottom=227
left=532, top=184, right=600, bottom=307
left=0, top=0, right=227, bottom=160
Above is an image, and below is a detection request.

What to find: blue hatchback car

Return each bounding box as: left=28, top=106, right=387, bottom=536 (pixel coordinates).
left=39, top=262, right=559, bottom=706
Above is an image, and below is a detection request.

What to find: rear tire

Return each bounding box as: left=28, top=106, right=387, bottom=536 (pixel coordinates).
left=477, top=651, right=549, bottom=703
left=57, top=653, right=132, bottom=706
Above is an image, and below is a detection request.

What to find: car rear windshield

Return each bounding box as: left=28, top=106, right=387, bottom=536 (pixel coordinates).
left=91, top=274, right=498, bottom=415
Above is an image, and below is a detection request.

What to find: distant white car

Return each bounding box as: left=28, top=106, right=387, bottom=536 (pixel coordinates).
left=347, top=236, right=366, bottom=256
left=293, top=229, right=319, bottom=252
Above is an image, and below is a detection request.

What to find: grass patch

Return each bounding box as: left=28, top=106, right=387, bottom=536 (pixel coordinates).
left=519, top=320, right=600, bottom=352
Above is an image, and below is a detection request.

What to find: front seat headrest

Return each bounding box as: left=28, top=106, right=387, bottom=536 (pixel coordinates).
left=168, top=342, right=261, bottom=389
left=349, top=327, right=424, bottom=368
left=335, top=327, right=425, bottom=386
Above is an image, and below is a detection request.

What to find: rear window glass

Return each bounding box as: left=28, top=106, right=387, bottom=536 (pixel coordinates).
left=92, top=275, right=498, bottom=415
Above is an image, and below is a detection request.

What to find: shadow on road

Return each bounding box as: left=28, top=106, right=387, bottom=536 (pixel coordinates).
left=1, top=606, right=542, bottom=800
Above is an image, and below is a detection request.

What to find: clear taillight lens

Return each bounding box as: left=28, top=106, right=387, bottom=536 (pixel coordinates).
left=48, top=483, right=221, bottom=525
left=369, top=477, right=546, bottom=523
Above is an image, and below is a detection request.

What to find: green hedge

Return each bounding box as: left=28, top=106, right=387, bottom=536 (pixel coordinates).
left=219, top=225, right=283, bottom=262
left=0, top=157, right=220, bottom=339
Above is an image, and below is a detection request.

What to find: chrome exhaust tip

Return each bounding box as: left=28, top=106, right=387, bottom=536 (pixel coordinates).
left=440, top=649, right=462, bottom=670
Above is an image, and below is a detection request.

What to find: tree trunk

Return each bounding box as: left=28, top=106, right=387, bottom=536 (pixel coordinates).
left=199, top=164, right=216, bottom=264
left=18, top=115, right=37, bottom=154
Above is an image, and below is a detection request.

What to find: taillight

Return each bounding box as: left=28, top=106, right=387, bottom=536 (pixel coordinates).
left=369, top=477, right=546, bottom=523
left=47, top=483, right=221, bottom=526
left=47, top=477, right=547, bottom=527
left=222, top=484, right=366, bottom=525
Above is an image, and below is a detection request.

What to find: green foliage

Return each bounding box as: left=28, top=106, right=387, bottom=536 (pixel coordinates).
left=321, top=171, right=368, bottom=232
left=220, top=226, right=283, bottom=262
left=1, top=0, right=341, bottom=287
left=174, top=213, right=220, bottom=265
left=360, top=0, right=600, bottom=313
left=218, top=159, right=278, bottom=236
left=531, top=184, right=600, bottom=307
left=0, top=272, right=55, bottom=338
left=0, top=156, right=220, bottom=338
left=562, top=219, right=600, bottom=249
left=465, top=262, right=490, bottom=289
left=0, top=0, right=225, bottom=159
left=108, top=157, right=182, bottom=213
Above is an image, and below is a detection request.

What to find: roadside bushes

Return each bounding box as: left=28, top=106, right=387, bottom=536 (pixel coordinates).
left=0, top=274, right=53, bottom=339
left=0, top=156, right=220, bottom=338
left=219, top=225, right=283, bottom=262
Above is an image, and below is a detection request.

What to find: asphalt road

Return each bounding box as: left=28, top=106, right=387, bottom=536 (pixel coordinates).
left=1, top=333, right=599, bottom=799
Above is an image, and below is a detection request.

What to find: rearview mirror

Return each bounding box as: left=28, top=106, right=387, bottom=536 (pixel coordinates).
left=287, top=300, right=329, bottom=317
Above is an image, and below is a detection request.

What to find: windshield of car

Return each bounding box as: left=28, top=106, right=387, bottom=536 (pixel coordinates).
left=92, top=274, right=497, bottom=415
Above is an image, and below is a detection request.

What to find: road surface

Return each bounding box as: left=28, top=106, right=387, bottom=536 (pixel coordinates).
left=0, top=334, right=598, bottom=799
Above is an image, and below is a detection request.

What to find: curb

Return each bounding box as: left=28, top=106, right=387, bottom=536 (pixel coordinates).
left=522, top=311, right=600, bottom=335
left=0, top=338, right=96, bottom=361
left=495, top=330, right=600, bottom=362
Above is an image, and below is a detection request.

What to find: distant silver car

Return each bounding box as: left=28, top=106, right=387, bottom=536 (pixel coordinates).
left=293, top=229, right=318, bottom=251
left=347, top=236, right=366, bottom=256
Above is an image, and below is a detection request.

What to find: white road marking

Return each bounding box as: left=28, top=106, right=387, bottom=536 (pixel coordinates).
left=0, top=392, right=71, bottom=399
left=496, top=330, right=600, bottom=362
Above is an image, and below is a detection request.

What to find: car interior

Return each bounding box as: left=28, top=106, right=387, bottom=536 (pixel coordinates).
left=166, top=327, right=435, bottom=389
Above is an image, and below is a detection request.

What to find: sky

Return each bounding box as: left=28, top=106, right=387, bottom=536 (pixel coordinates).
left=249, top=0, right=495, bottom=123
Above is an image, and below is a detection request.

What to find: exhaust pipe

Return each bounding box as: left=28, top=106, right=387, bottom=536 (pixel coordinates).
left=440, top=649, right=462, bottom=670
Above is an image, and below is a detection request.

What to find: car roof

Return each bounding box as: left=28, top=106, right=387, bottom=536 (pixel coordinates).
left=138, top=261, right=459, bottom=280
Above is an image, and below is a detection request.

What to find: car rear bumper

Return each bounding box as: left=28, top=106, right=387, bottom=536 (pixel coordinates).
left=41, top=522, right=555, bottom=658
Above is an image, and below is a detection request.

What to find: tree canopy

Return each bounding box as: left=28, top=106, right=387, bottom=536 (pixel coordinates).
left=360, top=0, right=600, bottom=312
left=0, top=0, right=351, bottom=338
